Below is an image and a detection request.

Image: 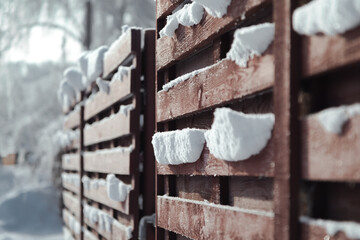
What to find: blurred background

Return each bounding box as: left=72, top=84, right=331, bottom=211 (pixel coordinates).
left=0, top=1, right=155, bottom=239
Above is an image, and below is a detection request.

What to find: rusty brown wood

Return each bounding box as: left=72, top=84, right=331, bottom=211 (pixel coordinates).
left=63, top=191, right=81, bottom=219
left=84, top=110, right=131, bottom=146
left=84, top=217, right=133, bottom=240
left=273, top=0, right=301, bottom=239
left=83, top=151, right=131, bottom=174
left=103, top=29, right=138, bottom=79
left=156, top=0, right=271, bottom=71
left=157, top=196, right=274, bottom=239
left=156, top=0, right=182, bottom=20
left=157, top=139, right=274, bottom=177
left=84, top=72, right=133, bottom=121
left=302, top=26, right=360, bottom=77
left=302, top=115, right=360, bottom=182
left=157, top=54, right=274, bottom=122
left=301, top=222, right=356, bottom=240
left=62, top=153, right=80, bottom=171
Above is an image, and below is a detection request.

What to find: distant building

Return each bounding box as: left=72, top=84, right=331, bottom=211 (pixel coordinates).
left=1, top=153, right=18, bottom=165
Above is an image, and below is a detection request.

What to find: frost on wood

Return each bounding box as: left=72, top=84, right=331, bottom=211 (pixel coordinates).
left=193, top=0, right=232, bottom=18
left=205, top=108, right=274, bottom=161
left=227, top=23, right=274, bottom=67
left=106, top=174, right=132, bottom=202
left=151, top=128, right=206, bottom=165
left=293, top=0, right=360, bottom=36
left=83, top=145, right=134, bottom=157
left=316, top=103, right=360, bottom=134
left=96, top=77, right=110, bottom=94
left=159, top=2, right=204, bottom=38
left=300, top=216, right=360, bottom=239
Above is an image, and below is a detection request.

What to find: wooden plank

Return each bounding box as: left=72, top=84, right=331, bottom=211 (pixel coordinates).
left=157, top=54, right=274, bottom=122
left=62, top=153, right=80, bottom=171
left=63, top=181, right=80, bottom=195
left=84, top=185, right=131, bottom=214
left=157, top=138, right=274, bottom=177
left=156, top=0, right=271, bottom=71
left=84, top=111, right=131, bottom=146
left=157, top=196, right=274, bottom=239
left=302, top=26, right=360, bottom=77
left=83, top=150, right=131, bottom=174
left=64, top=109, right=80, bottom=130
left=103, top=29, right=139, bottom=78
left=156, top=0, right=182, bottom=20
left=63, top=209, right=81, bottom=240
left=84, top=71, right=133, bottom=121
left=302, top=115, right=360, bottom=182
left=301, top=222, right=357, bottom=240
left=63, top=191, right=81, bottom=219
left=273, top=0, right=302, bottom=239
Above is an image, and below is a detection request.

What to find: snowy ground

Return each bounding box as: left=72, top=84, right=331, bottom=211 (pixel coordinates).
left=0, top=165, right=62, bottom=240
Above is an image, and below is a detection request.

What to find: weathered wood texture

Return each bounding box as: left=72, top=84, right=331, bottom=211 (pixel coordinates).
left=63, top=191, right=81, bottom=219
left=62, top=153, right=80, bottom=171
left=83, top=151, right=131, bottom=174
left=63, top=181, right=80, bottom=195
left=301, top=222, right=357, bottom=240
left=156, top=0, right=271, bottom=70
left=302, top=26, right=360, bottom=77
left=302, top=115, right=360, bottom=182
left=156, top=0, right=182, bottom=19
left=157, top=54, right=274, bottom=122
left=64, top=109, right=80, bottom=130
left=157, top=196, right=274, bottom=240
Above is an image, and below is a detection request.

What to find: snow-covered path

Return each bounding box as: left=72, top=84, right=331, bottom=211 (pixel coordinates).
left=0, top=165, right=62, bottom=240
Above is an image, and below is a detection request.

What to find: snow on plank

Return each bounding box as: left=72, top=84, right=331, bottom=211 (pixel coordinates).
left=157, top=137, right=274, bottom=176
left=156, top=0, right=271, bottom=71
left=302, top=26, right=360, bottom=77
left=157, top=55, right=273, bottom=122
left=62, top=153, right=80, bottom=171
left=157, top=196, right=274, bottom=240
left=302, top=114, right=360, bottom=181
left=83, top=148, right=132, bottom=175
left=63, top=209, right=81, bottom=240
left=63, top=181, right=80, bottom=195
left=63, top=191, right=80, bottom=219
left=84, top=109, right=131, bottom=146
left=84, top=71, right=133, bottom=121
left=84, top=182, right=131, bottom=215
left=157, top=0, right=182, bottom=19
left=64, top=108, right=80, bottom=130
left=103, top=29, right=140, bottom=79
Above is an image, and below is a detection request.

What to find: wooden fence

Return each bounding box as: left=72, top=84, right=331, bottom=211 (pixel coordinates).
left=61, top=29, right=156, bottom=240
left=155, top=0, right=360, bottom=240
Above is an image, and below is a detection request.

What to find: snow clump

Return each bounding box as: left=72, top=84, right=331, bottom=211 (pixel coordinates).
left=193, top=0, right=232, bottom=18
left=106, top=174, right=132, bottom=202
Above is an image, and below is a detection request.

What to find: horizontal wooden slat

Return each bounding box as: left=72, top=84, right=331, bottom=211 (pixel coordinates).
left=63, top=191, right=80, bottom=219
left=156, top=0, right=182, bottom=19
left=64, top=109, right=80, bottom=130
left=84, top=71, right=133, bottom=121
left=84, top=111, right=131, bottom=146
left=63, top=209, right=81, bottom=240
left=63, top=181, right=80, bottom=195
left=157, top=138, right=274, bottom=176
left=157, top=196, right=274, bottom=239
left=62, top=153, right=80, bottom=171
left=302, top=114, right=360, bottom=182
left=156, top=0, right=271, bottom=71
left=302, top=26, right=360, bottom=77
left=83, top=151, right=131, bottom=174
left=301, top=221, right=358, bottom=240
left=84, top=184, right=131, bottom=214
left=103, top=29, right=139, bottom=78
left=157, top=54, right=274, bottom=122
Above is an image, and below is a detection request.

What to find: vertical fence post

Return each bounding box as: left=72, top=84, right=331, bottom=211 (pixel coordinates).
left=273, top=0, right=302, bottom=239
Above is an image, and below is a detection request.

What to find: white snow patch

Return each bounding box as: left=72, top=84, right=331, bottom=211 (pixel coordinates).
left=111, top=65, right=134, bottom=82
left=83, top=145, right=134, bottom=157
left=82, top=176, right=106, bottom=191
left=113, top=220, right=133, bottom=239
left=80, top=46, right=108, bottom=87
left=63, top=227, right=74, bottom=240
left=316, top=103, right=360, bottom=134
left=63, top=67, right=84, bottom=92
left=151, top=128, right=206, bottom=165
left=61, top=173, right=80, bottom=187
left=107, top=25, right=129, bottom=57
left=119, top=104, right=135, bottom=116
left=54, top=129, right=79, bottom=149
left=64, top=210, right=81, bottom=235
left=205, top=108, right=274, bottom=161
left=300, top=216, right=360, bottom=239
left=96, top=78, right=110, bottom=93
left=192, top=0, right=232, bottom=18
left=58, top=80, right=76, bottom=110
left=293, top=0, right=360, bottom=36
left=227, top=23, right=274, bottom=67
left=106, top=174, right=132, bottom=202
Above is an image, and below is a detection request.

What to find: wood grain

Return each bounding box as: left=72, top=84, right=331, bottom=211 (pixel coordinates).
left=83, top=150, right=131, bottom=174
left=157, top=196, right=274, bottom=240
left=63, top=191, right=80, bottom=219
left=62, top=153, right=80, bottom=171
left=302, top=115, right=360, bottom=181
left=156, top=0, right=271, bottom=71
left=84, top=111, right=130, bottom=146
left=157, top=55, right=274, bottom=122
left=156, top=0, right=182, bottom=20
left=302, top=26, right=360, bottom=77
